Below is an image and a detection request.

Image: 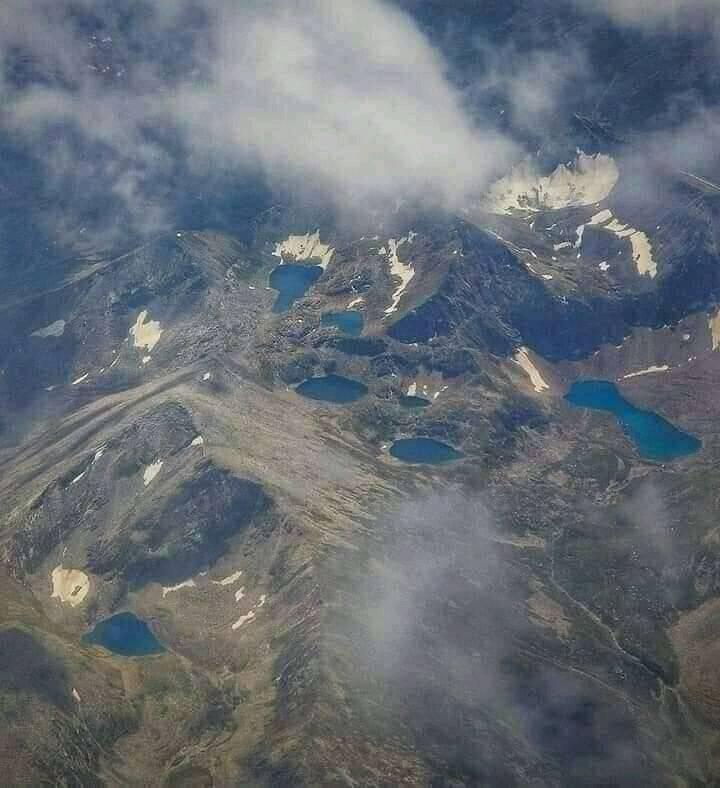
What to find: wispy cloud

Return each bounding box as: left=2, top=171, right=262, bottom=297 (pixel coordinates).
left=0, top=0, right=519, bottom=248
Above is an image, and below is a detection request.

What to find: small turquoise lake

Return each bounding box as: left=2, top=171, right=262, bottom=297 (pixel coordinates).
left=390, top=437, right=462, bottom=464
left=83, top=612, right=165, bottom=657
left=565, top=380, right=701, bottom=461
left=399, top=395, right=431, bottom=409
left=321, top=311, right=364, bottom=336
left=269, top=264, right=323, bottom=312
left=296, top=374, right=368, bottom=403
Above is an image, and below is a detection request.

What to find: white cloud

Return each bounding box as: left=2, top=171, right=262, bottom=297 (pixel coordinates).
left=0, top=0, right=519, bottom=241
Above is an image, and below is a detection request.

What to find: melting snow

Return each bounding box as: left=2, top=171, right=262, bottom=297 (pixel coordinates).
left=485, top=152, right=619, bottom=214
left=162, top=579, right=196, bottom=598
left=214, top=570, right=243, bottom=586
left=51, top=566, right=90, bottom=607
left=383, top=237, right=415, bottom=316
left=72, top=688, right=82, bottom=703
left=273, top=231, right=335, bottom=269
left=709, top=309, right=720, bottom=350
left=553, top=242, right=572, bottom=251
left=235, top=586, right=246, bottom=602
left=513, top=347, right=549, bottom=393
left=130, top=310, right=163, bottom=351
left=31, top=319, right=66, bottom=338
left=93, top=446, right=106, bottom=463
left=588, top=209, right=657, bottom=278
left=231, top=610, right=255, bottom=630
left=143, top=460, right=163, bottom=486
left=621, top=365, right=670, bottom=379
left=202, top=372, right=211, bottom=381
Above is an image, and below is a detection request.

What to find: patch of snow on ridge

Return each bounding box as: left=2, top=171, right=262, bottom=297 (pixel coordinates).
left=190, top=435, right=204, bottom=446
left=31, top=319, right=66, bottom=338
left=588, top=209, right=657, bottom=278
left=384, top=237, right=415, bottom=316
left=214, top=570, right=243, bottom=586
left=51, top=566, right=90, bottom=607
left=72, top=373, right=89, bottom=385
left=484, top=152, right=619, bottom=214
left=273, top=231, right=335, bottom=269
left=130, top=310, right=163, bottom=351
left=709, top=309, right=720, bottom=350
left=162, top=579, right=196, bottom=598
left=622, top=365, right=670, bottom=379
left=513, top=347, right=549, bottom=393
left=232, top=610, right=255, bottom=630
left=143, top=460, right=163, bottom=486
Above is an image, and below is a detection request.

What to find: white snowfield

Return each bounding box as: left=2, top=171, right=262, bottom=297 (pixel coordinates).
left=485, top=152, right=619, bottom=214
left=130, top=310, right=163, bottom=351
left=273, top=231, right=335, bottom=269
left=162, top=579, right=196, bottom=598
left=588, top=209, right=657, bottom=278
left=31, top=319, right=66, bottom=338
left=622, top=365, right=670, bottom=379
left=383, top=236, right=415, bottom=316
left=710, top=309, right=720, bottom=350
left=513, top=347, right=550, bottom=393
left=51, top=566, right=90, bottom=607
left=143, top=460, right=163, bottom=486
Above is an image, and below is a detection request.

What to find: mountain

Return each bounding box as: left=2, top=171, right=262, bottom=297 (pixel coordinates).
left=2, top=1, right=720, bottom=786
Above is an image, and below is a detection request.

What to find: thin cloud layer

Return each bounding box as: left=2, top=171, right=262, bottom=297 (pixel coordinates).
left=0, top=0, right=518, bottom=247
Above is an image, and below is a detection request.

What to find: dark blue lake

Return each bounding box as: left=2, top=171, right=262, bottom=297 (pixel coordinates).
left=269, top=264, right=323, bottom=313
left=565, top=380, right=701, bottom=461
left=321, top=311, right=364, bottom=336
left=296, top=374, right=368, bottom=403
left=399, top=395, right=431, bottom=409
left=82, top=612, right=165, bottom=657
left=390, top=437, right=462, bottom=464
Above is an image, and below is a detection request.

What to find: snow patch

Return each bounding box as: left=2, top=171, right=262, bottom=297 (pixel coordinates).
left=553, top=242, right=572, bottom=251
left=231, top=610, right=255, bottom=630
left=130, top=310, right=163, bottom=351
left=51, top=566, right=90, bottom=607
left=622, top=365, right=670, bottom=379
left=406, top=382, right=417, bottom=397
left=70, top=470, right=87, bottom=486
left=513, top=347, right=549, bottom=393
left=588, top=209, right=657, bottom=278
left=162, top=579, right=196, bottom=598
left=143, top=460, right=163, bottom=486
left=273, top=231, right=334, bottom=269
left=347, top=296, right=364, bottom=308
left=31, top=319, right=66, bottom=338
left=190, top=435, right=204, bottom=447
left=383, top=237, right=415, bottom=316
left=72, top=373, right=89, bottom=385
left=214, top=570, right=243, bottom=586
left=485, top=152, right=619, bottom=214
left=709, top=309, right=720, bottom=350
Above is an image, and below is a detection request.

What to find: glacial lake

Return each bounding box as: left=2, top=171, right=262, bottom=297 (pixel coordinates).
left=321, top=310, right=364, bottom=336
left=390, top=437, right=463, bottom=464
left=82, top=612, right=165, bottom=657
left=296, top=374, right=368, bottom=403
left=269, top=264, right=323, bottom=313
left=565, top=380, right=701, bottom=461
left=399, top=394, right=431, bottom=409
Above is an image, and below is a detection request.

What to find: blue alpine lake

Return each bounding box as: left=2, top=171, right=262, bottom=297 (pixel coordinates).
left=390, top=437, right=463, bottom=464
left=82, top=612, right=166, bottom=657
left=296, top=374, right=368, bottom=403
left=321, top=310, right=364, bottom=336
left=269, top=264, right=323, bottom=313
left=565, top=380, right=701, bottom=461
